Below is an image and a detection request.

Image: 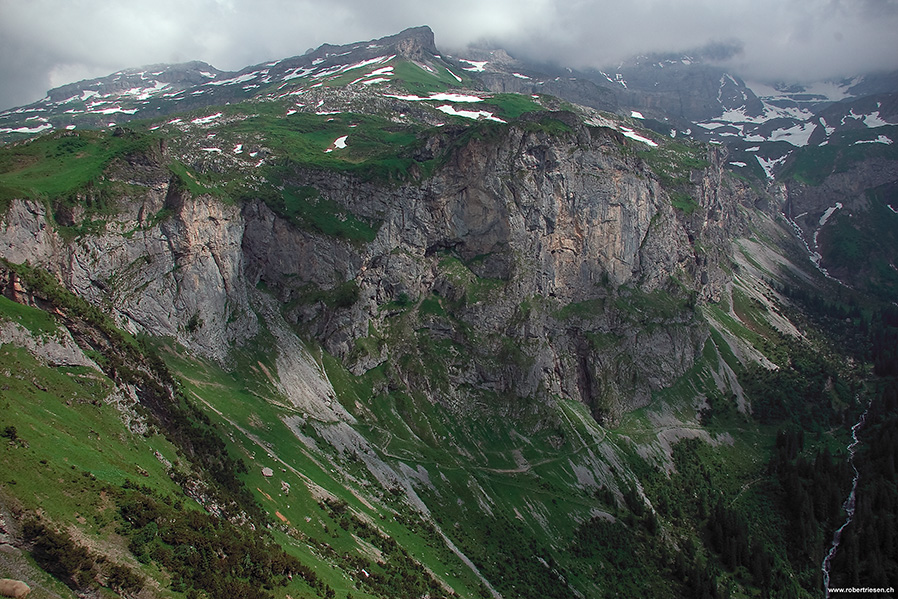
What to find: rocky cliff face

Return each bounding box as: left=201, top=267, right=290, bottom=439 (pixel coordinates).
left=0, top=115, right=751, bottom=420
left=0, top=169, right=258, bottom=362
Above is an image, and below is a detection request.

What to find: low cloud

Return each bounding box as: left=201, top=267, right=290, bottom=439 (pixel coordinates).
left=1, top=0, right=896, bottom=110
left=490, top=0, right=898, bottom=82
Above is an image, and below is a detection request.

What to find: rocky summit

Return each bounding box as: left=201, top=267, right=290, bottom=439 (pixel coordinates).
left=0, top=25, right=896, bottom=599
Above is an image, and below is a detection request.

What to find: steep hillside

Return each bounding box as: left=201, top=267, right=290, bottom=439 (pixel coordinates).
left=1, top=26, right=895, bottom=599
left=779, top=120, right=898, bottom=300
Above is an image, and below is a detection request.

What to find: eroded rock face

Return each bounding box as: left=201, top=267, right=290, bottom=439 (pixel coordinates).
left=0, top=119, right=748, bottom=419
left=0, top=175, right=257, bottom=362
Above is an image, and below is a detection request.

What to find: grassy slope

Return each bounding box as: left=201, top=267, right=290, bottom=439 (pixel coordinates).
left=0, top=303, right=183, bottom=597
left=781, top=126, right=898, bottom=186
left=157, top=332, right=486, bottom=599
left=0, top=280, right=340, bottom=599
left=819, top=180, right=898, bottom=300
left=0, top=130, right=152, bottom=211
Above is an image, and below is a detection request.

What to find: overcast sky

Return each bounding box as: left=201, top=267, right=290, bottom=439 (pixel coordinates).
left=1, top=0, right=897, bottom=110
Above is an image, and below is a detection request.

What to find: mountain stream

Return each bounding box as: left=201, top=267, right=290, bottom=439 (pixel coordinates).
left=821, top=405, right=869, bottom=597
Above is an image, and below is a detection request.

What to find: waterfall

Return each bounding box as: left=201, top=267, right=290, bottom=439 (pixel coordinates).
left=821, top=406, right=869, bottom=597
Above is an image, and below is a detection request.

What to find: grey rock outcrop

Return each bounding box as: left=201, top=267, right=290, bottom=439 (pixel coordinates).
left=0, top=116, right=748, bottom=420
left=0, top=173, right=257, bottom=362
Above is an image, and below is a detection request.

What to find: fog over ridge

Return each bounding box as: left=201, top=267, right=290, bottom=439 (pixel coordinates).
left=1, top=0, right=897, bottom=110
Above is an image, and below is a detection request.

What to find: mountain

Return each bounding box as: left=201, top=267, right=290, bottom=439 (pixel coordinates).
left=1, top=25, right=897, bottom=599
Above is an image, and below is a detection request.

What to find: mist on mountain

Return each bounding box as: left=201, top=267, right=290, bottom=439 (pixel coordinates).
left=2, top=0, right=898, bottom=111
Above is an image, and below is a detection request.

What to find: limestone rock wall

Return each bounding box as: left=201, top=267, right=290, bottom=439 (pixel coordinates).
left=0, top=119, right=749, bottom=418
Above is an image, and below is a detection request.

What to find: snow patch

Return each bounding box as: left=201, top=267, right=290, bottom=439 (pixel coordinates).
left=283, top=66, right=316, bottom=81
left=383, top=92, right=485, bottom=103
left=350, top=66, right=394, bottom=85
left=619, top=127, right=658, bottom=147
left=458, top=59, right=487, bottom=72
left=430, top=92, right=484, bottom=102
left=191, top=112, right=222, bottom=125
left=436, top=105, right=505, bottom=123
left=325, top=135, right=349, bottom=153
left=205, top=72, right=261, bottom=86
left=863, top=112, right=892, bottom=128
left=630, top=111, right=645, bottom=119
left=312, top=55, right=393, bottom=80
left=699, top=104, right=814, bottom=131
left=853, top=135, right=893, bottom=145
left=819, top=203, right=843, bottom=226
left=89, top=106, right=138, bottom=115
left=446, top=68, right=462, bottom=82
left=695, top=121, right=729, bottom=130
left=233, top=144, right=243, bottom=154
left=598, top=71, right=628, bottom=88
left=0, top=123, right=53, bottom=134
left=755, top=155, right=788, bottom=180
left=512, top=73, right=530, bottom=80
left=768, top=122, right=816, bottom=147
left=122, top=81, right=170, bottom=100
left=729, top=161, right=747, bottom=167
left=201, top=148, right=222, bottom=153
left=842, top=109, right=863, bottom=126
